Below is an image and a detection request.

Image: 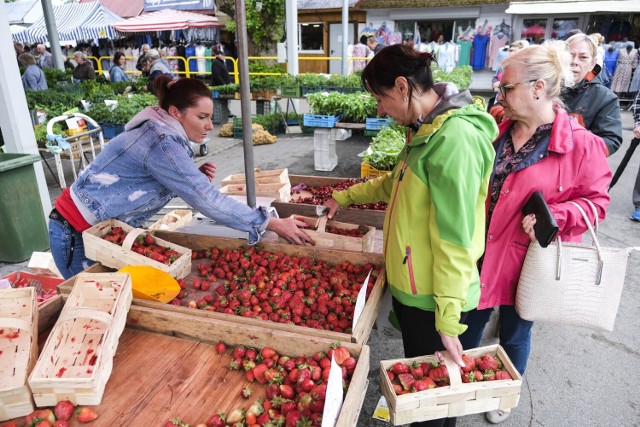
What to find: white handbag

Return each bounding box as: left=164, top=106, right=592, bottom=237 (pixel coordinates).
left=516, top=199, right=632, bottom=331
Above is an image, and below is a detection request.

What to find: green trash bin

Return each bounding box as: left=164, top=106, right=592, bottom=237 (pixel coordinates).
left=0, top=153, right=50, bottom=262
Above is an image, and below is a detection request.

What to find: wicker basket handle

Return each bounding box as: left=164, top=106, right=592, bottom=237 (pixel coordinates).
left=121, top=228, right=147, bottom=251
left=317, top=215, right=328, bottom=233
left=441, top=351, right=463, bottom=387
left=57, top=307, right=113, bottom=327
left=0, top=317, right=33, bottom=333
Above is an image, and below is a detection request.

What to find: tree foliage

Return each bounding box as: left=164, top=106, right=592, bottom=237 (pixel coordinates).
left=217, top=0, right=286, bottom=56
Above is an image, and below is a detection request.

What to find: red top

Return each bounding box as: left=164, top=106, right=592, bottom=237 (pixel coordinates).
left=54, top=188, right=92, bottom=232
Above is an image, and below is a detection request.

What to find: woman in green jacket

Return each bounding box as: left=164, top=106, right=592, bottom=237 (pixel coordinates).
left=324, top=44, right=497, bottom=427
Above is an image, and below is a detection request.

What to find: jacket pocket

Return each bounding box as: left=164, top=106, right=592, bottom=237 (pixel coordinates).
left=403, top=246, right=418, bottom=295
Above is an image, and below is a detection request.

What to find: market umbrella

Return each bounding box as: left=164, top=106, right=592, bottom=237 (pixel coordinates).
left=113, top=9, right=222, bottom=32
left=609, top=138, right=640, bottom=190
left=521, top=25, right=545, bottom=38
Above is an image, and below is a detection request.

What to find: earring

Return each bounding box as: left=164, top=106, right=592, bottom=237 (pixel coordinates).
left=535, top=95, right=539, bottom=100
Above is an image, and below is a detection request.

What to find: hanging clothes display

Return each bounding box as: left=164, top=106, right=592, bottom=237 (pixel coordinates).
left=488, top=32, right=509, bottom=69
left=610, top=47, right=638, bottom=93
left=185, top=44, right=197, bottom=75
left=604, top=47, right=619, bottom=77
left=456, top=39, right=472, bottom=67
left=472, top=34, right=489, bottom=70
left=629, top=65, right=640, bottom=93
left=205, top=46, right=212, bottom=74
left=438, top=42, right=458, bottom=72
left=493, top=46, right=509, bottom=72
left=195, top=44, right=207, bottom=75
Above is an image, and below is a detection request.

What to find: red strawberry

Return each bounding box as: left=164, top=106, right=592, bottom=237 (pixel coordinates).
left=53, top=421, right=69, bottom=427
left=477, top=354, right=500, bottom=372
left=386, top=370, right=396, bottom=382
left=77, top=407, right=98, bottom=423
left=233, top=345, right=246, bottom=359
left=397, top=373, right=416, bottom=390
left=241, top=385, right=253, bottom=399
left=328, top=343, right=350, bottom=366
left=261, top=346, right=277, bottom=359
left=144, top=234, right=155, bottom=245
left=495, top=370, right=513, bottom=380
left=280, top=384, right=295, bottom=399
left=390, top=362, right=410, bottom=375
left=461, top=355, right=476, bottom=373
left=428, top=365, right=449, bottom=384
left=226, top=409, right=245, bottom=424
left=214, top=342, right=226, bottom=354
left=33, top=422, right=53, bottom=427
left=54, top=400, right=75, bottom=421
left=285, top=410, right=305, bottom=427
left=165, top=419, right=182, bottom=427
left=483, top=370, right=496, bottom=381
left=412, top=378, right=436, bottom=392
left=205, top=412, right=226, bottom=427
left=410, top=361, right=424, bottom=378
left=26, top=409, right=56, bottom=424
left=252, top=363, right=268, bottom=384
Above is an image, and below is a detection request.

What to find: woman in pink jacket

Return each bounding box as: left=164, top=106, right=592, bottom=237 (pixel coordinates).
left=459, top=42, right=611, bottom=424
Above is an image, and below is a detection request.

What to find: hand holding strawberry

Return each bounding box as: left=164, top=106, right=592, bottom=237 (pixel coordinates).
left=198, top=162, right=217, bottom=182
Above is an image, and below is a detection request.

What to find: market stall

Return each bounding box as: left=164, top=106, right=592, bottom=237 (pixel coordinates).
left=112, top=9, right=222, bottom=32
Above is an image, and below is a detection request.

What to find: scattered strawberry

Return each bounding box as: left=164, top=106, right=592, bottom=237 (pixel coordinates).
left=54, top=400, right=75, bottom=421
left=214, top=341, right=226, bottom=354
left=77, top=407, right=98, bottom=423
left=53, top=421, right=69, bottom=427
left=241, top=385, right=253, bottom=399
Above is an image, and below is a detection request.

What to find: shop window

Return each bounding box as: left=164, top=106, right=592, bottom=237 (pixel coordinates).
left=587, top=14, right=632, bottom=42
left=299, top=23, right=324, bottom=53
left=521, top=18, right=547, bottom=45
left=551, top=18, right=579, bottom=40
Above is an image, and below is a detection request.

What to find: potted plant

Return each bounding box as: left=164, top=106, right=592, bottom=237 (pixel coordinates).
left=211, top=83, right=239, bottom=99
left=299, top=73, right=329, bottom=95
left=277, top=74, right=300, bottom=97
left=250, top=76, right=279, bottom=99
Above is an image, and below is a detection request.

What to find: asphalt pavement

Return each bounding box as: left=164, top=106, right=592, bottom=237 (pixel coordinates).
left=2, top=77, right=639, bottom=426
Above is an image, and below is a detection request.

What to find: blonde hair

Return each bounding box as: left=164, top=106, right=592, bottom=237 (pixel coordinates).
left=589, top=32, right=604, bottom=45
left=510, top=39, right=529, bottom=50
left=566, top=33, right=598, bottom=59
left=73, top=51, right=86, bottom=60
left=502, top=41, right=574, bottom=105
left=18, top=53, right=36, bottom=66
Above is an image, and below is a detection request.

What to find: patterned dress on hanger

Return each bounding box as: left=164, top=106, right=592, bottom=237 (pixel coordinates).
left=610, top=48, right=638, bottom=93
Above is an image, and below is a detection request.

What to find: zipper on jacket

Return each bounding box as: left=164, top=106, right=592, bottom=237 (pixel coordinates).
left=383, top=163, right=406, bottom=257
left=404, top=246, right=418, bottom=294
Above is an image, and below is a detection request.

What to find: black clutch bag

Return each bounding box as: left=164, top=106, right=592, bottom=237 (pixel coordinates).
left=521, top=191, right=559, bottom=248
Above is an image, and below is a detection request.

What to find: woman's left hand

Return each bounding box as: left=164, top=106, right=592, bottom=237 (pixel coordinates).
left=199, top=162, right=216, bottom=182
left=522, top=213, right=537, bottom=242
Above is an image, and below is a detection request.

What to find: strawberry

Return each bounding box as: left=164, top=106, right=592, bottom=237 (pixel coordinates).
left=483, top=370, right=496, bottom=381
left=477, top=354, right=499, bottom=372
left=233, top=345, right=246, bottom=359
left=261, top=346, right=277, bottom=359
left=33, top=421, right=53, bottom=427
left=247, top=399, right=265, bottom=417
left=26, top=409, right=56, bottom=424
left=144, top=234, right=155, bottom=245
left=205, top=412, right=225, bottom=427
left=77, top=407, right=98, bottom=423
left=0, top=422, right=18, bottom=427
left=53, top=421, right=69, bottom=427
left=280, top=384, right=295, bottom=399
left=461, top=354, right=476, bottom=373
left=226, top=409, right=245, bottom=424
left=398, top=373, right=416, bottom=390
left=285, top=410, right=304, bottom=427
left=390, top=362, right=410, bottom=376
left=328, top=343, right=350, bottom=366
left=494, top=370, right=513, bottom=380
left=256, top=412, right=270, bottom=425
left=165, top=419, right=183, bottom=427
left=252, top=363, right=268, bottom=384
left=241, top=385, right=253, bottom=399
left=410, top=361, right=424, bottom=378
left=214, top=341, right=226, bottom=354
left=54, top=400, right=75, bottom=421
left=386, top=370, right=396, bottom=382
left=428, top=365, right=449, bottom=384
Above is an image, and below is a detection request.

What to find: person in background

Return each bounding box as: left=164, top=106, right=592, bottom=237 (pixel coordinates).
left=487, top=40, right=530, bottom=120
left=136, top=43, right=150, bottom=73
left=48, top=76, right=313, bottom=279
left=563, top=33, right=622, bottom=156
left=367, top=35, right=385, bottom=55
left=109, top=52, right=130, bottom=83
left=630, top=91, right=640, bottom=222
left=72, top=51, right=96, bottom=82
left=18, top=53, right=48, bottom=91
left=14, top=42, right=26, bottom=61
left=147, top=49, right=174, bottom=80
left=36, top=44, right=53, bottom=68
left=459, top=42, right=611, bottom=424
left=324, top=44, right=497, bottom=427
left=351, top=35, right=371, bottom=72
left=210, top=49, right=234, bottom=118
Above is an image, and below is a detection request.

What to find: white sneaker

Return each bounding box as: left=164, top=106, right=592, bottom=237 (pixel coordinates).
left=485, top=409, right=512, bottom=424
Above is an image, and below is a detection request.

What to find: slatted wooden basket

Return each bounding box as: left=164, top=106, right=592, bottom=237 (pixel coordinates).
left=83, top=219, right=192, bottom=279
left=220, top=168, right=289, bottom=186
left=290, top=215, right=376, bottom=252
left=0, top=287, right=38, bottom=421
left=219, top=182, right=292, bottom=202
left=148, top=209, right=193, bottom=232
left=380, top=344, right=522, bottom=425
left=28, top=273, right=132, bottom=406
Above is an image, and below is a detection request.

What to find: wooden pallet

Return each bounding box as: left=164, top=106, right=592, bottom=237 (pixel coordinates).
left=0, top=288, right=38, bottom=421
left=273, top=174, right=387, bottom=228
left=380, top=345, right=522, bottom=425
left=28, top=273, right=132, bottom=406
left=83, top=219, right=192, bottom=279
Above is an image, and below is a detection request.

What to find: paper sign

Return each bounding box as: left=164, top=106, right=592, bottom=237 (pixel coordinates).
left=372, top=396, right=390, bottom=422
left=351, top=269, right=372, bottom=330
left=321, top=355, right=344, bottom=427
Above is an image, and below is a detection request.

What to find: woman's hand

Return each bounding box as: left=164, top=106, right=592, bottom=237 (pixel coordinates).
left=324, top=198, right=341, bottom=219
left=267, top=217, right=315, bottom=245
left=199, top=162, right=216, bottom=182
left=437, top=332, right=466, bottom=368
left=522, top=213, right=537, bottom=242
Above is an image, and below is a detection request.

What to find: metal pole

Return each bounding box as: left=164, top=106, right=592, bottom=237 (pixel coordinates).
left=341, top=0, right=348, bottom=75
left=234, top=0, right=256, bottom=207
left=41, top=0, right=65, bottom=71
left=285, top=0, right=298, bottom=76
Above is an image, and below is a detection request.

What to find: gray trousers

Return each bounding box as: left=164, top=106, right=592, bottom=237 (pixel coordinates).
left=634, top=162, right=640, bottom=209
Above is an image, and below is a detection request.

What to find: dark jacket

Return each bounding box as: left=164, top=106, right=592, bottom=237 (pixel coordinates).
left=73, top=61, right=96, bottom=81
left=211, top=58, right=231, bottom=86
left=562, top=71, right=622, bottom=156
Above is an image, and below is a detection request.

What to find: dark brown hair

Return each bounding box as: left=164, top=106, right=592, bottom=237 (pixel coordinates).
left=361, top=44, right=436, bottom=101
left=153, top=76, right=212, bottom=112
left=113, top=51, right=126, bottom=64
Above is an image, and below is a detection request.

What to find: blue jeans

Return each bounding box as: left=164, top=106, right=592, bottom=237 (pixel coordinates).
left=459, top=305, right=533, bottom=376
left=48, top=217, right=94, bottom=279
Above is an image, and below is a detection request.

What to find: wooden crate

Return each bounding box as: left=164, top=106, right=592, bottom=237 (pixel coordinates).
left=83, top=219, right=192, bottom=279
left=273, top=174, right=387, bottom=228
left=148, top=209, right=193, bottom=232
left=61, top=233, right=386, bottom=345
left=380, top=345, right=523, bottom=425
left=220, top=168, right=289, bottom=186
left=28, top=272, right=132, bottom=406
left=37, top=297, right=369, bottom=426
left=292, top=215, right=376, bottom=252
left=220, top=182, right=292, bottom=202
left=0, top=288, right=38, bottom=421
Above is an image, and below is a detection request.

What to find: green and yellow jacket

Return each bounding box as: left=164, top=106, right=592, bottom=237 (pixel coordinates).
left=333, top=89, right=497, bottom=336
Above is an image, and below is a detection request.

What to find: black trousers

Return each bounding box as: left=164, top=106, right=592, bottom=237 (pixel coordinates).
left=392, top=297, right=468, bottom=427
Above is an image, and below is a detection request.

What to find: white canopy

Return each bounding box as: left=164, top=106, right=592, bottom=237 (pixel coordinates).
left=506, top=0, right=640, bottom=14
left=113, top=9, right=222, bottom=32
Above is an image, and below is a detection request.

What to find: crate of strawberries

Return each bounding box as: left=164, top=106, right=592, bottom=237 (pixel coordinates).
left=290, top=215, right=376, bottom=253
left=83, top=219, right=192, bottom=279
left=380, top=344, right=522, bottom=425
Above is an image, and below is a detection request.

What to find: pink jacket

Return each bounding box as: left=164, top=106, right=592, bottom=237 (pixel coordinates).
left=478, top=109, right=611, bottom=309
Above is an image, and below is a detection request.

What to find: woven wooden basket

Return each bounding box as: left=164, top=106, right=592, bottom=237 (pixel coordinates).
left=220, top=168, right=289, bottom=186
left=148, top=209, right=193, bottom=232
left=219, top=182, right=292, bottom=202
left=0, top=287, right=38, bottom=421
left=83, top=219, right=192, bottom=279
left=380, top=344, right=522, bottom=425
left=289, top=215, right=376, bottom=252
left=28, top=273, right=132, bottom=406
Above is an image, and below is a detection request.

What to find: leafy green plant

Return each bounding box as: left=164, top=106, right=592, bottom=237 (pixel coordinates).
left=299, top=73, right=328, bottom=89
left=277, top=74, right=299, bottom=87
left=359, top=124, right=405, bottom=170
left=433, top=65, right=472, bottom=90
left=306, top=92, right=375, bottom=123
left=211, top=83, right=239, bottom=94
left=250, top=75, right=280, bottom=92
left=326, top=74, right=362, bottom=89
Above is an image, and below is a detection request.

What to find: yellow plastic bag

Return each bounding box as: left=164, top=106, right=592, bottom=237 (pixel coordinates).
left=117, top=265, right=180, bottom=303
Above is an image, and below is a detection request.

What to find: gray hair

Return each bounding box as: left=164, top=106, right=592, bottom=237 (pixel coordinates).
left=18, top=53, right=36, bottom=66
left=73, top=51, right=86, bottom=60
left=146, top=49, right=160, bottom=60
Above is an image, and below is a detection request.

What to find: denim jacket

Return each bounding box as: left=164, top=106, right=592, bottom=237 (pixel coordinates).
left=109, top=65, right=129, bottom=82
left=72, top=106, right=270, bottom=243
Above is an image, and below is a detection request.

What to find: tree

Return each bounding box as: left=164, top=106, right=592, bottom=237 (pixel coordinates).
left=217, top=0, right=286, bottom=56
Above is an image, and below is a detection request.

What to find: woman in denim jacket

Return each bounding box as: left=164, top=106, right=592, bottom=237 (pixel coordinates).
left=49, top=76, right=313, bottom=279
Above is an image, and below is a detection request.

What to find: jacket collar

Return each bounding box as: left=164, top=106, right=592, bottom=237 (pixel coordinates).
left=497, top=108, right=574, bottom=154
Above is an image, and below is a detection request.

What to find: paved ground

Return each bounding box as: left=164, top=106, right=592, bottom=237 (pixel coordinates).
left=2, top=71, right=639, bottom=426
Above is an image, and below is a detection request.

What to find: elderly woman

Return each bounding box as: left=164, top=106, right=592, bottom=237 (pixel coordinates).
left=18, top=53, right=48, bottom=91
left=325, top=44, right=497, bottom=427
left=459, top=42, right=611, bottom=424
left=72, top=51, right=95, bottom=82
left=109, top=52, right=129, bottom=83
left=563, top=33, right=622, bottom=156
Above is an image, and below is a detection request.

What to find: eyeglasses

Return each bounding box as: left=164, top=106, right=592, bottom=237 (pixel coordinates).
left=497, top=80, right=536, bottom=98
